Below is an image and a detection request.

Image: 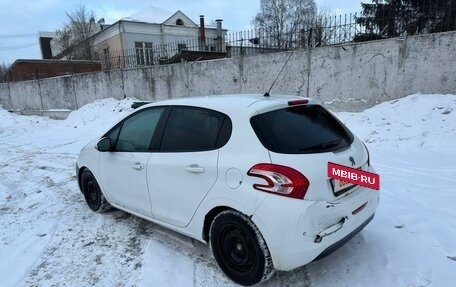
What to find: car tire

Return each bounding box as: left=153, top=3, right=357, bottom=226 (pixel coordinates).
left=209, top=210, right=274, bottom=286
left=81, top=169, right=112, bottom=213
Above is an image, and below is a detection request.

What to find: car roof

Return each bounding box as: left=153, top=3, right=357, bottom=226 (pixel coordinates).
left=141, top=94, right=318, bottom=115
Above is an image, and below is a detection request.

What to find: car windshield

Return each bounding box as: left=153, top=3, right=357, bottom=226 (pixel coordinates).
left=250, top=104, right=354, bottom=154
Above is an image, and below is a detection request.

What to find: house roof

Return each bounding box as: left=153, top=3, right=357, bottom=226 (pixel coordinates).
left=9, top=59, right=101, bottom=66
left=121, top=7, right=199, bottom=27
left=122, top=6, right=174, bottom=24
left=162, top=10, right=199, bottom=27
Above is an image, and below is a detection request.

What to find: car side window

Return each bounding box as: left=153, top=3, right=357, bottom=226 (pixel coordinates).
left=105, top=125, right=121, bottom=148
left=115, top=108, right=164, bottom=152
left=160, top=107, right=225, bottom=152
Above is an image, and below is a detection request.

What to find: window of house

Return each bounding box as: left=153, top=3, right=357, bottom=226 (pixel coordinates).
left=177, top=43, right=187, bottom=51
left=135, top=42, right=153, bottom=66
left=160, top=107, right=228, bottom=152
left=176, top=19, right=184, bottom=26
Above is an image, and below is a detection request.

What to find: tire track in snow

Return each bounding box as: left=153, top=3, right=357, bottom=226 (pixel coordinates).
left=0, top=127, right=314, bottom=287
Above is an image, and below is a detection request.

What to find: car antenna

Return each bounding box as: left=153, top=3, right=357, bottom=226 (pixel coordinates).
left=263, top=50, right=295, bottom=98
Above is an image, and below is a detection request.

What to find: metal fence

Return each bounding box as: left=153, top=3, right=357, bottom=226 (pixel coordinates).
left=96, top=2, right=455, bottom=70
left=96, top=37, right=221, bottom=70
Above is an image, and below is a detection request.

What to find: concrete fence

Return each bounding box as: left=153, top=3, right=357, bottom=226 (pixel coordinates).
left=1, top=31, right=455, bottom=118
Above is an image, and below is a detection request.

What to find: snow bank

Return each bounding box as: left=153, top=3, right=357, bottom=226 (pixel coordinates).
left=338, top=94, right=456, bottom=151
left=64, top=97, right=135, bottom=132
left=1, top=93, right=455, bottom=286
left=60, top=93, right=456, bottom=152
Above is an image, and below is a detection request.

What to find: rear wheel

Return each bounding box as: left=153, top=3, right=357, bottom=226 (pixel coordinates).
left=81, top=169, right=112, bottom=212
left=209, top=210, right=274, bottom=286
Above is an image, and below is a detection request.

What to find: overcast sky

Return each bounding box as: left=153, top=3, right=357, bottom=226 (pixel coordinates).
left=0, top=0, right=363, bottom=65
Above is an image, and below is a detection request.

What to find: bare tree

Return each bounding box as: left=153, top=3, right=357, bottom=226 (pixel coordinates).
left=0, top=63, right=8, bottom=83
left=55, top=5, right=98, bottom=60
left=309, top=7, right=336, bottom=47
left=254, top=0, right=317, bottom=49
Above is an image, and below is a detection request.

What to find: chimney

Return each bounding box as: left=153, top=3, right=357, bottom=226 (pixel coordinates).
left=215, top=19, right=223, bottom=52
left=199, top=15, right=206, bottom=50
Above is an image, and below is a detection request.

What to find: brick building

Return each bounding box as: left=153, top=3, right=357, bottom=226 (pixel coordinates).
left=4, top=59, right=102, bottom=82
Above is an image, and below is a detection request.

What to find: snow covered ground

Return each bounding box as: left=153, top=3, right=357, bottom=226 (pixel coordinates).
left=1, top=94, right=455, bottom=286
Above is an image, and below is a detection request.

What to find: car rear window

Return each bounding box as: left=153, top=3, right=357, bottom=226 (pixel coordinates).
left=250, top=105, right=354, bottom=154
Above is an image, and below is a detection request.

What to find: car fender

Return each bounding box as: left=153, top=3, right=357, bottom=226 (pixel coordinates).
left=186, top=189, right=267, bottom=241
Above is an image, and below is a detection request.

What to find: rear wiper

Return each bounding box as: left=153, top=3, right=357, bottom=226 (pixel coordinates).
left=299, top=139, right=341, bottom=152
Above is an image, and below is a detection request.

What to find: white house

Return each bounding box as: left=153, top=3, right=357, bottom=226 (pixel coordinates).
left=90, top=6, right=227, bottom=69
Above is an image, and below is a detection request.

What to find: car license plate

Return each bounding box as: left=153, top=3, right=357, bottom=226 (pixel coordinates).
left=331, top=178, right=357, bottom=195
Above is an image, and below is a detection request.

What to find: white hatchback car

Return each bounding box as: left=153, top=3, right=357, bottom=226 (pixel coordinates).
left=76, top=94, right=379, bottom=286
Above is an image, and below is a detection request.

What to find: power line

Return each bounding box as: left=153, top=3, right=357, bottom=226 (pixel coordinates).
left=0, top=43, right=39, bottom=51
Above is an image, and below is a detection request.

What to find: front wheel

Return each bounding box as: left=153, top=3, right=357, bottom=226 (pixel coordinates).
left=209, top=210, right=274, bottom=286
left=81, top=169, right=112, bottom=213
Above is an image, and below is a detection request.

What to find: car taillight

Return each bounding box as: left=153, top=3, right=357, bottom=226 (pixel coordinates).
left=363, top=142, right=371, bottom=166
left=247, top=163, right=309, bottom=199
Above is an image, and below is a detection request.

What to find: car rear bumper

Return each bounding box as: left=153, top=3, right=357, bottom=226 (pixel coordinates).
left=252, top=186, right=379, bottom=271
left=313, top=212, right=374, bottom=261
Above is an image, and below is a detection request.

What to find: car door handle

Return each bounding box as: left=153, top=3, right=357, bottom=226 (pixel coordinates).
left=131, top=162, right=144, bottom=170
left=185, top=164, right=205, bottom=174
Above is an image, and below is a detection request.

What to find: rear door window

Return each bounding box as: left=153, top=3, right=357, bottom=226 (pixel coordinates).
left=160, top=107, right=230, bottom=152
left=250, top=105, right=354, bottom=154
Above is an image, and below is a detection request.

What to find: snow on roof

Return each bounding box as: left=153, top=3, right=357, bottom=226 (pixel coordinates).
left=39, top=31, right=56, bottom=38
left=121, top=6, right=174, bottom=24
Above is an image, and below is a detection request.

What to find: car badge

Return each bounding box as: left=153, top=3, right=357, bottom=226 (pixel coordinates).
left=349, top=156, right=356, bottom=166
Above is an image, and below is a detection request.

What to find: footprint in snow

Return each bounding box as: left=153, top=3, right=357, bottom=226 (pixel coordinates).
left=448, top=256, right=456, bottom=262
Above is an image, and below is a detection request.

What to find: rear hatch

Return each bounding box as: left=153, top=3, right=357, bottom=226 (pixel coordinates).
left=250, top=104, right=368, bottom=202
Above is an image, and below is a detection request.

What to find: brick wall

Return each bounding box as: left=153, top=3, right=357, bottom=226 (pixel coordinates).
left=5, top=60, right=102, bottom=82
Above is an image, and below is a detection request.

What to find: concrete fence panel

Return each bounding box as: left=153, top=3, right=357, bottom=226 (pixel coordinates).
left=0, top=31, right=455, bottom=116
left=8, top=80, right=42, bottom=110
left=396, top=32, right=456, bottom=98
left=39, top=76, right=77, bottom=110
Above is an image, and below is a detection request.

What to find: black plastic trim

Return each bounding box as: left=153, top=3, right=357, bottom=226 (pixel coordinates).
left=313, top=213, right=375, bottom=262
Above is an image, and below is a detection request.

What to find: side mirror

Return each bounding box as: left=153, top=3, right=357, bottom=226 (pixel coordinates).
left=96, top=137, right=112, bottom=152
